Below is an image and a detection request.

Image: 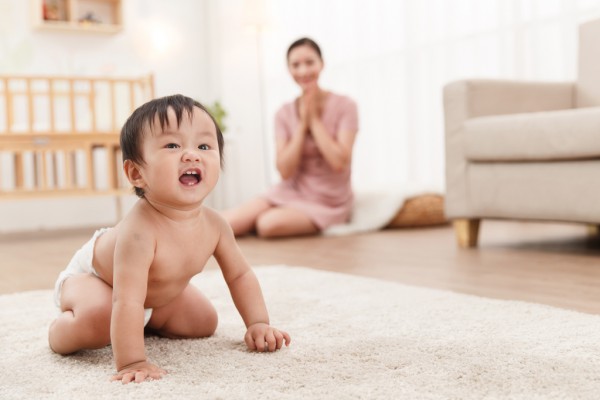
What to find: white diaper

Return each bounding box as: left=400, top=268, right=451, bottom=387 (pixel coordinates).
left=53, top=228, right=153, bottom=326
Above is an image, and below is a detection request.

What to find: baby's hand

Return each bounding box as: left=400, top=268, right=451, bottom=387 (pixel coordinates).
left=244, top=322, right=291, bottom=352
left=110, top=360, right=167, bottom=384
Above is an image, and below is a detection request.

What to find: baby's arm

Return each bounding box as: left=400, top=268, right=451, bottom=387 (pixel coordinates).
left=213, top=217, right=291, bottom=351
left=110, top=223, right=166, bottom=383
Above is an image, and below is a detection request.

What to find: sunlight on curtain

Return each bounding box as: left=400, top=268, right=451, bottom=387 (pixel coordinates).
left=259, top=0, right=600, bottom=193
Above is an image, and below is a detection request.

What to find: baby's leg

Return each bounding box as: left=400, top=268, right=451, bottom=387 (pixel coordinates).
left=146, top=284, right=218, bottom=339
left=48, top=274, right=112, bottom=354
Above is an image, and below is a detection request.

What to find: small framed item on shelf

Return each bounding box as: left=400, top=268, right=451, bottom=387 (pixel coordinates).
left=33, top=0, right=123, bottom=34
left=43, top=0, right=69, bottom=22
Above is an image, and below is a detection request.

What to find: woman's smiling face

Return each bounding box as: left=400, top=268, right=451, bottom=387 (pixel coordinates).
left=287, top=44, right=324, bottom=92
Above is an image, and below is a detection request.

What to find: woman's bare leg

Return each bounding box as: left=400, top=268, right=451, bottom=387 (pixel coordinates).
left=221, top=197, right=272, bottom=236
left=48, top=274, right=113, bottom=354
left=255, top=207, right=319, bottom=238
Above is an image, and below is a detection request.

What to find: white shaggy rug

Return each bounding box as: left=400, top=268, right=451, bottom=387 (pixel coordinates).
left=1, top=266, right=600, bottom=400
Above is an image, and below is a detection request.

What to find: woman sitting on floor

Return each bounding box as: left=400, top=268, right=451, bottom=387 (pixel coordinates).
left=223, top=37, right=359, bottom=238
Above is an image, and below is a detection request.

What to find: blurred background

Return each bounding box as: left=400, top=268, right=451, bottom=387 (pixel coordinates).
left=1, top=0, right=600, bottom=233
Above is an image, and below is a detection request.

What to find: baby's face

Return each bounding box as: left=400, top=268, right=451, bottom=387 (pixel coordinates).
left=137, top=106, right=220, bottom=207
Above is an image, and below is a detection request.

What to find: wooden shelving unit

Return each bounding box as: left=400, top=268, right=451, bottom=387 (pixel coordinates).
left=32, top=0, right=123, bottom=34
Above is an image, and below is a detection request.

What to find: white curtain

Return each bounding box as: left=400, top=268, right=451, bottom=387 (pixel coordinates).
left=254, top=0, right=600, bottom=194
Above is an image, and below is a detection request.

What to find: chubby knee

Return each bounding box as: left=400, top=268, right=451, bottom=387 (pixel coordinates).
left=48, top=318, right=69, bottom=354
left=155, top=305, right=219, bottom=339
left=81, top=295, right=111, bottom=321
left=74, top=302, right=112, bottom=348
left=48, top=302, right=111, bottom=354
left=194, top=306, right=218, bottom=338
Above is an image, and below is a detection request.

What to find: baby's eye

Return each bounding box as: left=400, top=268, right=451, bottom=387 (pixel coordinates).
left=199, top=144, right=210, bottom=150
left=166, top=143, right=179, bottom=149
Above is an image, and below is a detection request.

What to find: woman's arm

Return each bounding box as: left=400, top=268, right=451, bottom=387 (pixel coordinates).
left=307, top=93, right=358, bottom=171
left=275, top=108, right=308, bottom=180
left=309, top=118, right=357, bottom=171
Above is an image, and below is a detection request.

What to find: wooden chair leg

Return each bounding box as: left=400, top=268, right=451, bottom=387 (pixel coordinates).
left=454, top=219, right=480, bottom=248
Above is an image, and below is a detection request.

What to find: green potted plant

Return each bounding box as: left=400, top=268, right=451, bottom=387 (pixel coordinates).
left=207, top=100, right=227, bottom=133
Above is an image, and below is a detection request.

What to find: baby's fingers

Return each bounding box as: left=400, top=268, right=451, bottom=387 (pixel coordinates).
left=265, top=331, right=276, bottom=352
left=255, top=335, right=268, bottom=352
left=111, top=368, right=165, bottom=384
left=134, top=371, right=147, bottom=383
left=148, top=368, right=167, bottom=380
left=245, top=330, right=265, bottom=351
left=280, top=330, right=291, bottom=346
left=111, top=371, right=136, bottom=384
left=245, top=331, right=257, bottom=351
left=273, top=330, right=284, bottom=350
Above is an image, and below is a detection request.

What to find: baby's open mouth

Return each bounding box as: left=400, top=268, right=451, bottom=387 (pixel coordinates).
left=179, top=169, right=202, bottom=186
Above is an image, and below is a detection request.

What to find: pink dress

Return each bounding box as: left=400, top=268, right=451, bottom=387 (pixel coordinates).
left=263, top=92, right=359, bottom=229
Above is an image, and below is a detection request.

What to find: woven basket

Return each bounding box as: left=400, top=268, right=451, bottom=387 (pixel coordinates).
left=386, top=194, right=447, bottom=228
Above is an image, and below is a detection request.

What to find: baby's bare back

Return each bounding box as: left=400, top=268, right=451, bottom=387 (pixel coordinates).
left=92, top=202, right=221, bottom=308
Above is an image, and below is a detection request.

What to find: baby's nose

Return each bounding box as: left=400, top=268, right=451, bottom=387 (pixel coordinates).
left=183, top=149, right=200, bottom=162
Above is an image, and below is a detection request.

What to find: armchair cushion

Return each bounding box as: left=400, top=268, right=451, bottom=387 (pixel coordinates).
left=463, top=107, right=600, bottom=161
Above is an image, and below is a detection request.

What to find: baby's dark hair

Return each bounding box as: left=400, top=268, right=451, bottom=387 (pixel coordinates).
left=120, top=94, right=225, bottom=198
left=286, top=37, right=322, bottom=61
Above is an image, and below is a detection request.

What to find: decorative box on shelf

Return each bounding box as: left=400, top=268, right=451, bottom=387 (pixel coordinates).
left=32, top=0, right=123, bottom=34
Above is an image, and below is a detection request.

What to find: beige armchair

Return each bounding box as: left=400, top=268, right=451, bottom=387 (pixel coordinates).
left=443, top=18, right=600, bottom=247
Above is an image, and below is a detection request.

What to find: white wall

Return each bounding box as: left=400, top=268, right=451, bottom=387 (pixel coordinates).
left=0, top=0, right=214, bottom=233
left=206, top=0, right=270, bottom=206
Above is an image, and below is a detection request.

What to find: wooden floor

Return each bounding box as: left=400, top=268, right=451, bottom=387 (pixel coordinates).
left=1, top=220, right=599, bottom=314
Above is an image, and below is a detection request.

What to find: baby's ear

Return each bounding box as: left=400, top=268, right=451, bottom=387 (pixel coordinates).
left=123, top=159, right=146, bottom=189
